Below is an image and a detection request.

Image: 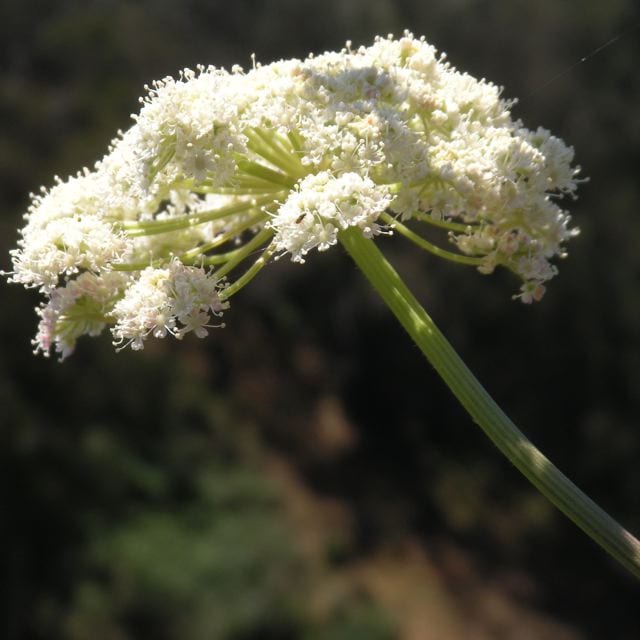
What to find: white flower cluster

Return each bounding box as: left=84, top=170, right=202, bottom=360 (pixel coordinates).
left=5, top=32, right=580, bottom=358
left=270, top=172, right=392, bottom=261
left=111, top=258, right=228, bottom=351
left=33, top=271, right=130, bottom=360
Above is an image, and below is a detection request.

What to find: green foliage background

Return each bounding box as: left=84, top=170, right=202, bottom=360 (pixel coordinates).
left=1, top=1, right=639, bottom=638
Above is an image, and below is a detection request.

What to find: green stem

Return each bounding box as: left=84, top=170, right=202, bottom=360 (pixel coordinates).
left=122, top=194, right=279, bottom=237
left=287, top=130, right=304, bottom=154
left=410, top=210, right=477, bottom=233
left=236, top=159, right=297, bottom=189
left=178, top=211, right=267, bottom=262
left=208, top=228, right=273, bottom=278
left=192, top=184, right=284, bottom=196
left=219, top=243, right=274, bottom=300
left=381, top=213, right=485, bottom=267
left=245, top=128, right=305, bottom=177
left=338, top=226, right=640, bottom=579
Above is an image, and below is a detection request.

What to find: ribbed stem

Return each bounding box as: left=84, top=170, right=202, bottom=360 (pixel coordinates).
left=339, top=227, right=640, bottom=579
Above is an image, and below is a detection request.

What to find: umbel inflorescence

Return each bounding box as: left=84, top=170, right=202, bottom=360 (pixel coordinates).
left=6, top=32, right=580, bottom=359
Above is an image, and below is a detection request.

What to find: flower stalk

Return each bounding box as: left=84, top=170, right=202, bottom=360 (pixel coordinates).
left=380, top=212, right=485, bottom=266
left=339, top=226, right=640, bottom=579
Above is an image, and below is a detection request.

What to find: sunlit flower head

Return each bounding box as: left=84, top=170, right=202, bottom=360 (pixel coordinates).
left=4, top=31, right=580, bottom=358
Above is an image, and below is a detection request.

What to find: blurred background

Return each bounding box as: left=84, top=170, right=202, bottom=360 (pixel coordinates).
left=1, top=1, right=639, bottom=638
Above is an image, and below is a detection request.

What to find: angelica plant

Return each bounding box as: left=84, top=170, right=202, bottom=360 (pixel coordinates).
left=5, top=32, right=639, bottom=577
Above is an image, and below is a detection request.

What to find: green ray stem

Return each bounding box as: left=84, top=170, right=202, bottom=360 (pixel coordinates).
left=338, top=226, right=640, bottom=579
left=380, top=213, right=484, bottom=266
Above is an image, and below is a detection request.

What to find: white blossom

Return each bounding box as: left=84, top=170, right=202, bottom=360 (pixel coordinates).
left=111, top=259, right=228, bottom=352
left=269, top=172, right=392, bottom=262
left=5, top=31, right=580, bottom=356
